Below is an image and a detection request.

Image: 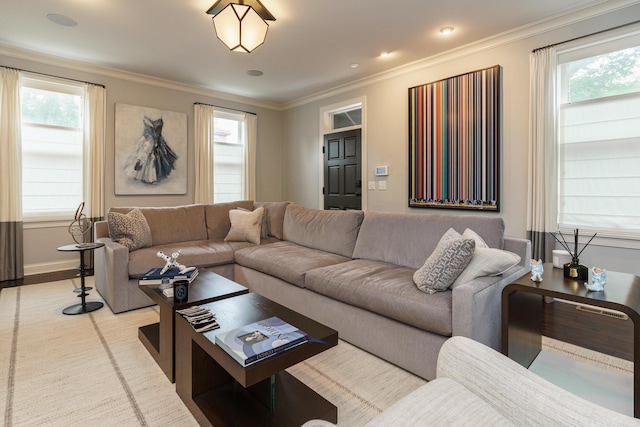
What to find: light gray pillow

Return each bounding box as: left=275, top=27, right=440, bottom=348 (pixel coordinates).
left=452, top=248, right=521, bottom=286
left=107, top=208, right=152, bottom=251
left=462, top=228, right=489, bottom=248
left=239, top=207, right=268, bottom=239
left=224, top=207, right=264, bottom=245
left=413, top=228, right=475, bottom=294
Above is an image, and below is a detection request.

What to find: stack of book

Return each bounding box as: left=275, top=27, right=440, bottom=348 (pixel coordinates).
left=138, top=267, right=199, bottom=285
left=215, top=317, right=308, bottom=366
left=177, top=305, right=219, bottom=333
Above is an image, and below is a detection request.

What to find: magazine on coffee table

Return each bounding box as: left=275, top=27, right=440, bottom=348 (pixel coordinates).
left=215, top=316, right=308, bottom=366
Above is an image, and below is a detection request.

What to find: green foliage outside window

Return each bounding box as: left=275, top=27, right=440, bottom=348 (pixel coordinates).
left=566, top=46, right=640, bottom=103
left=21, top=87, right=81, bottom=128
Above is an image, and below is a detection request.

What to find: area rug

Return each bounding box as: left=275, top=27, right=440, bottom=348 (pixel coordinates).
left=0, top=278, right=425, bottom=427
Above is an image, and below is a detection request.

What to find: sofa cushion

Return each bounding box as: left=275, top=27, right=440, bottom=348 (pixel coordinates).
left=353, top=212, right=505, bottom=270
left=305, top=259, right=453, bottom=335
left=108, top=204, right=208, bottom=246
left=234, top=241, right=351, bottom=288
left=107, top=208, right=152, bottom=251
left=127, top=239, right=236, bottom=277
left=283, top=204, right=364, bottom=258
left=254, top=201, right=290, bottom=240
left=225, top=207, right=264, bottom=245
left=413, top=229, right=475, bottom=294
left=205, top=200, right=255, bottom=239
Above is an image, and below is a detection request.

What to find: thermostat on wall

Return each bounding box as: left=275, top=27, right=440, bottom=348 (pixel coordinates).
left=375, top=166, right=388, bottom=176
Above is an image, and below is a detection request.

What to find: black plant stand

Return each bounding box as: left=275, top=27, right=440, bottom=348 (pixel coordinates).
left=57, top=242, right=105, bottom=315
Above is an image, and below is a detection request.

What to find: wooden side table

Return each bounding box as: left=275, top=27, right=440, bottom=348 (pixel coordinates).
left=502, top=263, right=640, bottom=418
left=138, top=270, right=249, bottom=383
left=57, top=242, right=105, bottom=315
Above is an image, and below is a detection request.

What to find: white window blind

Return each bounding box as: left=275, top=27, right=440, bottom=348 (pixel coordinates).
left=21, top=76, right=84, bottom=220
left=214, top=111, right=245, bottom=203
left=557, top=32, right=640, bottom=238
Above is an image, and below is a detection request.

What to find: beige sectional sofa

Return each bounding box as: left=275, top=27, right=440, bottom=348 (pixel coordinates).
left=94, top=201, right=530, bottom=380
left=304, top=336, right=639, bottom=426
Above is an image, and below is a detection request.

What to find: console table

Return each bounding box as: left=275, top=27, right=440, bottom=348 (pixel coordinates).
left=57, top=242, right=105, bottom=315
left=502, top=263, right=640, bottom=418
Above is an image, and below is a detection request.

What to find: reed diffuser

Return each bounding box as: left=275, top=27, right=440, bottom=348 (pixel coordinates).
left=551, top=229, right=596, bottom=280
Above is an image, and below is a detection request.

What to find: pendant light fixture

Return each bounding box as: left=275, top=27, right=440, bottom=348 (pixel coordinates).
left=207, top=0, right=275, bottom=53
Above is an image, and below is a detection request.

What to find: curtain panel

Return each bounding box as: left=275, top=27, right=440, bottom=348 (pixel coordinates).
left=83, top=83, right=106, bottom=269
left=527, top=48, right=558, bottom=261
left=0, top=67, right=24, bottom=281
left=84, top=84, right=106, bottom=224
left=194, top=104, right=215, bottom=205
left=245, top=113, right=257, bottom=201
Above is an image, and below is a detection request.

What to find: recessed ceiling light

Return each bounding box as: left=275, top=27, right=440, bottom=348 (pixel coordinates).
left=350, top=63, right=359, bottom=69
left=440, top=27, right=454, bottom=35
left=379, top=51, right=391, bottom=58
left=247, top=70, right=264, bottom=77
left=47, top=13, right=77, bottom=27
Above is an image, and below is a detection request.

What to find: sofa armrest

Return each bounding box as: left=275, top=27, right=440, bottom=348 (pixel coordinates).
left=451, top=237, right=531, bottom=349
left=503, top=237, right=531, bottom=269
left=94, top=220, right=109, bottom=239
left=94, top=235, right=132, bottom=311
left=437, top=336, right=638, bottom=426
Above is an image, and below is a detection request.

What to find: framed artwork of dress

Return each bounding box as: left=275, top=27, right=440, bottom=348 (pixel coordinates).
left=115, top=103, right=187, bottom=195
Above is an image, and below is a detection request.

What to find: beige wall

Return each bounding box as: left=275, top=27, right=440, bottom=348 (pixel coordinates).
left=282, top=3, right=640, bottom=274
left=0, top=54, right=285, bottom=274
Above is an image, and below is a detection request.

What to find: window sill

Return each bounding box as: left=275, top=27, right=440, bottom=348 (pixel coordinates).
left=23, top=219, right=70, bottom=230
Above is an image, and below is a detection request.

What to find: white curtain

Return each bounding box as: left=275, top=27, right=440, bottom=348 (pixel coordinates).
left=84, top=84, right=106, bottom=224
left=0, top=67, right=24, bottom=281
left=527, top=47, right=558, bottom=261
left=245, top=113, right=257, bottom=201
left=194, top=104, right=215, bottom=204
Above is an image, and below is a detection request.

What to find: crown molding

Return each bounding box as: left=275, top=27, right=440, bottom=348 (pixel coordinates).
left=282, top=0, right=640, bottom=110
left=2, top=0, right=638, bottom=112
left=0, top=44, right=283, bottom=111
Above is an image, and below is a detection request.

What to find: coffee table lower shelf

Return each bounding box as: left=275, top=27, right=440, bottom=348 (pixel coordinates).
left=138, top=322, right=160, bottom=361
left=191, top=370, right=337, bottom=427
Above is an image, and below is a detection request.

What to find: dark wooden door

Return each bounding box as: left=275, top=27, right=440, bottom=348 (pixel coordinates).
left=323, top=129, right=361, bottom=210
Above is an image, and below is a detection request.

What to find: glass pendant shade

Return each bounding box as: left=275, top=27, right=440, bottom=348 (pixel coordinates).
left=212, top=4, right=269, bottom=53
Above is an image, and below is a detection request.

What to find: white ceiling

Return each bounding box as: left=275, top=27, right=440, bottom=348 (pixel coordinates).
left=0, top=0, right=608, bottom=105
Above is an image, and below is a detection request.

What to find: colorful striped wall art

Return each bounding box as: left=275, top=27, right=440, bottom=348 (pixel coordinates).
left=408, top=65, right=501, bottom=211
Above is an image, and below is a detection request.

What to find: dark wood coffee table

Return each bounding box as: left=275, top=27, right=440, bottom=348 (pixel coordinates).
left=138, top=270, right=248, bottom=382
left=174, top=292, right=339, bottom=427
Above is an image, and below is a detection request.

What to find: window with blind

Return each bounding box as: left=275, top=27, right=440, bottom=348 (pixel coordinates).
left=557, top=34, right=640, bottom=238
left=21, top=76, right=84, bottom=221
left=214, top=111, right=246, bottom=203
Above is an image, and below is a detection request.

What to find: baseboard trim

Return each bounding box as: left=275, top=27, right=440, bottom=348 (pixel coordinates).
left=24, top=260, right=77, bottom=276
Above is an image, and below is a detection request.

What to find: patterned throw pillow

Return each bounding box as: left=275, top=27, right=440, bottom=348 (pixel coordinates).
left=107, top=208, right=152, bottom=251
left=224, top=207, right=264, bottom=245
left=413, top=228, right=475, bottom=294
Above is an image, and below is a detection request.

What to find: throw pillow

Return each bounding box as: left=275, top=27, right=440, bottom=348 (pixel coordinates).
left=224, top=207, right=264, bottom=245
left=107, top=208, right=152, bottom=251
left=238, top=207, right=269, bottom=239
left=462, top=228, right=489, bottom=249
left=452, top=248, right=521, bottom=286
left=413, top=229, right=475, bottom=294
